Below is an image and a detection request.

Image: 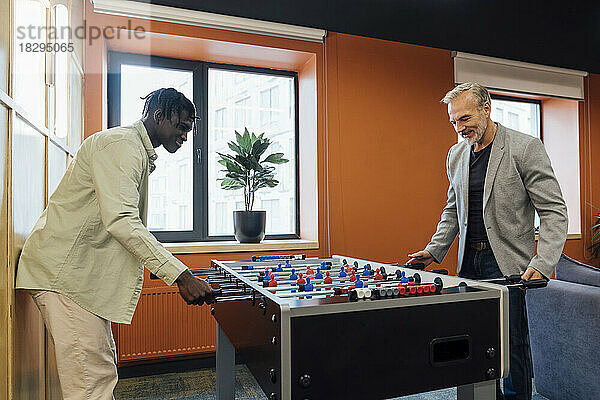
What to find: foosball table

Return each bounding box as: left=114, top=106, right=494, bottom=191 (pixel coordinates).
left=196, top=254, right=544, bottom=400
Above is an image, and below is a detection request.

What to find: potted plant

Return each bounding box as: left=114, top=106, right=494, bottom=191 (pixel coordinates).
left=217, top=128, right=289, bottom=243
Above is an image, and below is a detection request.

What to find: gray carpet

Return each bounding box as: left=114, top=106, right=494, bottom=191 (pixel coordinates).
left=115, top=365, right=549, bottom=400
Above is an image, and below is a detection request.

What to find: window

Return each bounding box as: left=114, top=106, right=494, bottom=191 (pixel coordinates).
left=54, top=4, right=69, bottom=140
left=490, top=96, right=540, bottom=139
left=214, top=108, right=226, bottom=140
left=491, top=95, right=542, bottom=229
left=69, top=57, right=83, bottom=149
left=460, top=96, right=541, bottom=142
left=178, top=164, right=187, bottom=193
left=108, top=53, right=299, bottom=241
left=178, top=205, right=188, bottom=228
left=14, top=0, right=46, bottom=126
left=261, top=199, right=281, bottom=232
left=494, top=108, right=504, bottom=124
left=260, top=86, right=280, bottom=126
left=113, top=56, right=194, bottom=233
left=50, top=2, right=84, bottom=150
left=234, top=97, right=251, bottom=130
left=208, top=69, right=297, bottom=237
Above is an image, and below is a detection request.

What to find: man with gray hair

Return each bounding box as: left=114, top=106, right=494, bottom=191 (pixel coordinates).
left=408, top=82, right=568, bottom=399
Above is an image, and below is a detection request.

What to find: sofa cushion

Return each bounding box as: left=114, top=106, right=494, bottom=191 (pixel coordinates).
left=555, top=254, right=600, bottom=288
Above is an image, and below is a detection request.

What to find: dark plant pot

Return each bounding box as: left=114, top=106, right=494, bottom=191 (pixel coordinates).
left=233, top=210, right=266, bottom=243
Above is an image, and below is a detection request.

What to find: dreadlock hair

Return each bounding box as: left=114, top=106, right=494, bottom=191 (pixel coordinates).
left=141, top=88, right=197, bottom=123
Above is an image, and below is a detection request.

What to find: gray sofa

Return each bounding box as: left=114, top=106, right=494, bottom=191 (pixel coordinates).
left=526, top=254, right=600, bottom=400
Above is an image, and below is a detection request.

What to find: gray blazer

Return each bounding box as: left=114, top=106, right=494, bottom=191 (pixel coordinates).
left=425, top=124, right=568, bottom=279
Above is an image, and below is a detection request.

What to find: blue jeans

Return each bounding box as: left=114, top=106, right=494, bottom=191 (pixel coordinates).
left=460, top=247, right=533, bottom=400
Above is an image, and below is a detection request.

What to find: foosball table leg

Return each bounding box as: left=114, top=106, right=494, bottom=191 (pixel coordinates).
left=457, top=380, right=496, bottom=400
left=216, top=323, right=235, bottom=400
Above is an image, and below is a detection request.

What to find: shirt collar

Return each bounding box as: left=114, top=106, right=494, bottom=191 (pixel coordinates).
left=134, top=120, right=158, bottom=173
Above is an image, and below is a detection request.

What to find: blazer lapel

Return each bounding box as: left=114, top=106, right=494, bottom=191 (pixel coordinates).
left=483, top=124, right=506, bottom=209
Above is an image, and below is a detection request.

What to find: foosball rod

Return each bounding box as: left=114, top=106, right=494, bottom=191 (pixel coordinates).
left=271, top=284, right=439, bottom=299
left=246, top=278, right=423, bottom=293
left=240, top=265, right=416, bottom=279
left=246, top=271, right=424, bottom=286
left=228, top=263, right=340, bottom=274
left=190, top=269, right=231, bottom=278
left=262, top=279, right=411, bottom=292
left=212, top=294, right=255, bottom=303
left=266, top=281, right=441, bottom=297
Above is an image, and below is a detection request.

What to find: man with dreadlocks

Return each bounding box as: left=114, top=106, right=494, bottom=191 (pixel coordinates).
left=15, top=88, right=213, bottom=399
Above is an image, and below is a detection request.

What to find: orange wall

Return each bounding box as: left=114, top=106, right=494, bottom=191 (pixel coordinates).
left=576, top=73, right=600, bottom=265
left=560, top=73, right=600, bottom=265
left=325, top=33, right=459, bottom=272
left=84, top=7, right=600, bottom=274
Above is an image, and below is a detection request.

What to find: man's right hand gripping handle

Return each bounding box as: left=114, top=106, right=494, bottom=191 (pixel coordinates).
left=176, top=269, right=216, bottom=306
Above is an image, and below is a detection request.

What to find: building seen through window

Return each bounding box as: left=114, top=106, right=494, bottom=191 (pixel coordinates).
left=208, top=69, right=296, bottom=236
left=491, top=97, right=540, bottom=139
left=119, top=64, right=194, bottom=232
left=111, top=53, right=299, bottom=241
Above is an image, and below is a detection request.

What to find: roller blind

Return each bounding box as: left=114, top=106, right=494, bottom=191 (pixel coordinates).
left=453, top=52, right=588, bottom=100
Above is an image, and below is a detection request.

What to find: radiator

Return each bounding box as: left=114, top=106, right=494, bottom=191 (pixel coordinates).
left=112, top=286, right=216, bottom=364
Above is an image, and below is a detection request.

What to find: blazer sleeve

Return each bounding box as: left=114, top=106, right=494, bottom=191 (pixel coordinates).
left=520, top=138, right=568, bottom=278
left=90, top=140, right=188, bottom=285
left=425, top=148, right=460, bottom=263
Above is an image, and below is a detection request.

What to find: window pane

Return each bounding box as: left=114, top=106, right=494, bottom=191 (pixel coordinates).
left=48, top=140, right=67, bottom=197
left=491, top=99, right=540, bottom=139
left=54, top=4, right=69, bottom=142
left=0, top=0, right=9, bottom=92
left=70, top=0, right=85, bottom=64
left=14, top=0, right=46, bottom=126
left=208, top=69, right=296, bottom=236
left=13, top=117, right=45, bottom=236
left=119, top=64, right=194, bottom=231
left=69, top=58, right=83, bottom=149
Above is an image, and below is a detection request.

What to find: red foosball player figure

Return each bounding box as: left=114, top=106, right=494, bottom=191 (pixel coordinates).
left=268, top=273, right=277, bottom=287
left=305, top=265, right=314, bottom=275
left=323, top=271, right=333, bottom=284
left=374, top=268, right=383, bottom=287
left=349, top=270, right=357, bottom=282
left=296, top=272, right=306, bottom=286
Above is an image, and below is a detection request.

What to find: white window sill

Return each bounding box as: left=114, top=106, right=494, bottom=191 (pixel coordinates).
left=164, top=239, right=319, bottom=254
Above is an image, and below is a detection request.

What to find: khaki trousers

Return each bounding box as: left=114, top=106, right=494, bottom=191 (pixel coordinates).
left=30, top=290, right=118, bottom=400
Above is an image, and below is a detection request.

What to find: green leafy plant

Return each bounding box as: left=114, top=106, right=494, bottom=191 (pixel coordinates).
left=591, top=204, right=600, bottom=259
left=217, top=128, right=289, bottom=211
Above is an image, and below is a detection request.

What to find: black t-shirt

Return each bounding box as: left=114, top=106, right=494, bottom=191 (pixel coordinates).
left=467, top=140, right=493, bottom=242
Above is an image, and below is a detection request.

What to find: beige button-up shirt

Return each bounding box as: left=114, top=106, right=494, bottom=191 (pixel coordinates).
left=16, top=121, right=187, bottom=323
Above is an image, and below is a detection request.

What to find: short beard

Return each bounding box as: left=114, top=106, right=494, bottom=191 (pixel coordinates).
left=461, top=116, right=488, bottom=146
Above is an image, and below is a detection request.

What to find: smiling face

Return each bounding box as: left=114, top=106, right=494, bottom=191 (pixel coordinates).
left=448, top=91, right=491, bottom=147
left=153, top=109, right=194, bottom=153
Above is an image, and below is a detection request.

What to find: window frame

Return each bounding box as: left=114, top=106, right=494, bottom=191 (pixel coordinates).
left=107, top=51, right=300, bottom=242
